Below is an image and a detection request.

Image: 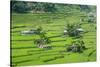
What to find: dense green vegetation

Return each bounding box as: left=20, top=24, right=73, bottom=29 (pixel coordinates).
left=11, top=1, right=96, bottom=67
left=11, top=1, right=96, bottom=13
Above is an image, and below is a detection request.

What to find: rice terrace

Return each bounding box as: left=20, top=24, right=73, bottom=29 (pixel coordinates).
left=11, top=1, right=96, bottom=67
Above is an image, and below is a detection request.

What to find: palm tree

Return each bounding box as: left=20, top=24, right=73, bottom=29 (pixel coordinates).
left=66, top=23, right=81, bottom=37
left=66, top=40, right=86, bottom=53
left=34, top=26, right=51, bottom=47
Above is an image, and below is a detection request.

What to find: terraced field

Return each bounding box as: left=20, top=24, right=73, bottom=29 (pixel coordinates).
left=11, top=13, right=96, bottom=66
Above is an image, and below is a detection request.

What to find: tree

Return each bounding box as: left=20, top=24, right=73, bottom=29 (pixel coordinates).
left=11, top=1, right=57, bottom=13
left=11, top=1, right=96, bottom=13
left=66, top=40, right=86, bottom=53
left=80, top=5, right=91, bottom=12
left=11, top=1, right=29, bottom=13
left=43, top=3, right=56, bottom=12
left=34, top=26, right=51, bottom=46
left=66, top=23, right=81, bottom=37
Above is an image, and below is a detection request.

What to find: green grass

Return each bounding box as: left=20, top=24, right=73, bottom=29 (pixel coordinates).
left=11, top=13, right=96, bottom=66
